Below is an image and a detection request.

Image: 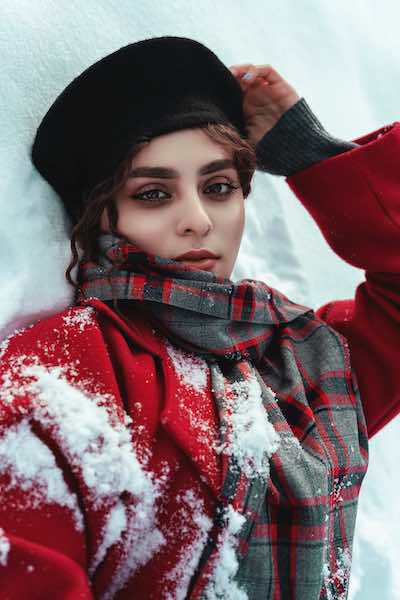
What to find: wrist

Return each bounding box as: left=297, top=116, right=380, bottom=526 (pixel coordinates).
left=248, top=93, right=301, bottom=145
left=255, top=98, right=358, bottom=176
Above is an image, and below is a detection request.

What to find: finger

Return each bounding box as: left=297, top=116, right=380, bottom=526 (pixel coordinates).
left=230, top=63, right=285, bottom=85
left=229, top=63, right=254, bottom=74
left=253, top=65, right=286, bottom=84
left=229, top=64, right=256, bottom=79
left=238, top=66, right=261, bottom=87
left=229, top=63, right=275, bottom=76
left=229, top=65, right=261, bottom=93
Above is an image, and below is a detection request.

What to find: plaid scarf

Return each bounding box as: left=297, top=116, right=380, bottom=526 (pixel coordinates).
left=77, top=233, right=314, bottom=594
left=77, top=233, right=367, bottom=598
left=78, top=233, right=311, bottom=364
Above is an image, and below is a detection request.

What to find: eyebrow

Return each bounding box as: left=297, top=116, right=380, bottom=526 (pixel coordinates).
left=128, top=159, right=235, bottom=179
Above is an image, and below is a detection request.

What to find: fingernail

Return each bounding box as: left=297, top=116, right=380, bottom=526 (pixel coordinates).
left=242, top=72, right=253, bottom=81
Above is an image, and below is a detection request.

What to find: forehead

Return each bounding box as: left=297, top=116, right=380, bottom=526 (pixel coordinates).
left=131, top=128, right=232, bottom=170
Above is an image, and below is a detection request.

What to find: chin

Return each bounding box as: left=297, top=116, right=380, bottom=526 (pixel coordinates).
left=214, top=266, right=231, bottom=279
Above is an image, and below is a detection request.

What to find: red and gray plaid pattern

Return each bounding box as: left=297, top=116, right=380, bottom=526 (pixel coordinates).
left=192, top=332, right=368, bottom=599
left=78, top=234, right=311, bottom=361
left=79, top=233, right=369, bottom=599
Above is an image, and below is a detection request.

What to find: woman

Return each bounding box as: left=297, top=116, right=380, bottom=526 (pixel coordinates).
left=0, top=36, right=399, bottom=599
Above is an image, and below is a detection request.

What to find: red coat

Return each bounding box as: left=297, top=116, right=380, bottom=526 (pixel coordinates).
left=0, top=121, right=399, bottom=599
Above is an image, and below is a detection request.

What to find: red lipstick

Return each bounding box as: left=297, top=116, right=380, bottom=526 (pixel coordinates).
left=175, top=249, right=219, bottom=271
left=175, top=249, right=218, bottom=261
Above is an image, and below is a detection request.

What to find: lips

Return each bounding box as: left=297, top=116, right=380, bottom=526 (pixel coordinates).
left=175, top=249, right=218, bottom=261
left=174, top=249, right=219, bottom=272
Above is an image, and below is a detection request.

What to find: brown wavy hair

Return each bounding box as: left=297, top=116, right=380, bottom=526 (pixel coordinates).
left=66, top=123, right=257, bottom=287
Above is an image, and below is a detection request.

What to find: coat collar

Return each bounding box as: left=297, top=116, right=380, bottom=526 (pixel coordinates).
left=80, top=297, right=165, bottom=358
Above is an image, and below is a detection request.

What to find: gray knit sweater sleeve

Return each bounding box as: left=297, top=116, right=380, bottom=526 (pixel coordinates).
left=255, top=97, right=358, bottom=176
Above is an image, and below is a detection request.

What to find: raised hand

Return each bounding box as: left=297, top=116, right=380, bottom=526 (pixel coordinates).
left=229, top=63, right=300, bottom=145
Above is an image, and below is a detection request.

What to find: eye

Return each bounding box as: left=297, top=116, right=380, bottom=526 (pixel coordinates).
left=205, top=181, right=240, bottom=198
left=130, top=188, right=170, bottom=204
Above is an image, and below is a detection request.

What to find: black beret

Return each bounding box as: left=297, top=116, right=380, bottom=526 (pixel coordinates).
left=31, top=36, right=247, bottom=223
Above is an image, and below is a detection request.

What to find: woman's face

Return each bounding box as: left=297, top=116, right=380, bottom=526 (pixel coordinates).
left=100, top=128, right=246, bottom=279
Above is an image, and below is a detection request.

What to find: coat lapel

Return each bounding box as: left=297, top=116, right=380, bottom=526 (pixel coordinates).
left=159, top=342, right=222, bottom=498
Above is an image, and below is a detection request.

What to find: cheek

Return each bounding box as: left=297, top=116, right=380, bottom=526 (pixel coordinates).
left=116, top=204, right=171, bottom=252
left=221, top=201, right=245, bottom=244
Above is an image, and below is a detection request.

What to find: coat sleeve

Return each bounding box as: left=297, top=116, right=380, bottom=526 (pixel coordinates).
left=0, top=414, right=93, bottom=599
left=286, top=121, right=400, bottom=438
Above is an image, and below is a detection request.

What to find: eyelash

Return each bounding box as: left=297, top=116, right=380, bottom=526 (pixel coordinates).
left=130, top=181, right=241, bottom=204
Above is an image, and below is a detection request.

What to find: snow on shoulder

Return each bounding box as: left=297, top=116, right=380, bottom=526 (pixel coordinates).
left=62, top=305, right=97, bottom=332
left=0, top=418, right=83, bottom=530
left=0, top=347, right=165, bottom=597
left=20, top=363, right=165, bottom=596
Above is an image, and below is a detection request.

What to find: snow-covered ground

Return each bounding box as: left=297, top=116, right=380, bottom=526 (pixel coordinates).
left=1, top=1, right=399, bottom=597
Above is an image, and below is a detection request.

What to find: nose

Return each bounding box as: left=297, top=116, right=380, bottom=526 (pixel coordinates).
left=176, top=194, right=213, bottom=237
